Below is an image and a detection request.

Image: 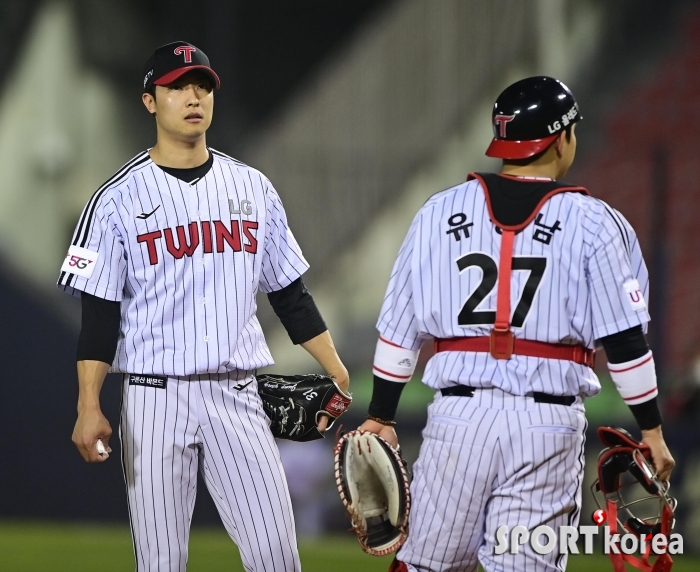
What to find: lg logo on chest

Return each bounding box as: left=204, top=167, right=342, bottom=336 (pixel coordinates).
left=137, top=219, right=258, bottom=265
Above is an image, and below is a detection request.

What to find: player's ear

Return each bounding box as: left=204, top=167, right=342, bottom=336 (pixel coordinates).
left=553, top=131, right=567, bottom=158
left=142, top=92, right=157, bottom=116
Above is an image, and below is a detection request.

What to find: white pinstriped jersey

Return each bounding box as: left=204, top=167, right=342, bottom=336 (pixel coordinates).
left=57, top=149, right=309, bottom=376
left=377, top=178, right=650, bottom=397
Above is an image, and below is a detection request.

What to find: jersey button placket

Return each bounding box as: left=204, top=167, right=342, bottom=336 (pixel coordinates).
left=190, top=188, right=208, bottom=368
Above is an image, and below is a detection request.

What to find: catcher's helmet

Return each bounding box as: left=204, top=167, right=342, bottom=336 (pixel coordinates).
left=485, top=76, right=581, bottom=160
left=591, top=427, right=676, bottom=572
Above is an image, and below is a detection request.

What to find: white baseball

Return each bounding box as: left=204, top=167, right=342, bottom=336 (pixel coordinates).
left=96, top=439, right=107, bottom=456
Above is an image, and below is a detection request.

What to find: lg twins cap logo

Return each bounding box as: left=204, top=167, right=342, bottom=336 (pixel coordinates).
left=494, top=114, right=516, bottom=137
left=174, top=46, right=196, bottom=62
left=143, top=69, right=153, bottom=88
left=60, top=245, right=100, bottom=279
left=624, top=279, right=647, bottom=312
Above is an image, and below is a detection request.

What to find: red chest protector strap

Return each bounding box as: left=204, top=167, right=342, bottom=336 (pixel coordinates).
left=467, top=173, right=589, bottom=359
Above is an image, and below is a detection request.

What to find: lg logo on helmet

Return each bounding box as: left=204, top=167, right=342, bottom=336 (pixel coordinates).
left=174, top=46, right=196, bottom=63
left=547, top=104, right=579, bottom=134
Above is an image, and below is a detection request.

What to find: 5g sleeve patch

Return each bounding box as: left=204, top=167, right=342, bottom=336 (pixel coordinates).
left=623, top=279, right=647, bottom=312
left=61, top=245, right=100, bottom=278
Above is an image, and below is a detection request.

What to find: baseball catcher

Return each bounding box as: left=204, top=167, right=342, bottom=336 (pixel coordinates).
left=257, top=374, right=352, bottom=441
left=334, top=430, right=411, bottom=556
left=353, top=76, right=675, bottom=571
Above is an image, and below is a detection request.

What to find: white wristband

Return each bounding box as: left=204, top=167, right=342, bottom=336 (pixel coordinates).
left=373, top=336, right=419, bottom=383
left=608, top=351, right=657, bottom=405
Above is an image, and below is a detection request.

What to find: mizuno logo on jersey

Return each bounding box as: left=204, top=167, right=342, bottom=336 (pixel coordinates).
left=136, top=219, right=259, bottom=265
left=136, top=206, right=161, bottom=220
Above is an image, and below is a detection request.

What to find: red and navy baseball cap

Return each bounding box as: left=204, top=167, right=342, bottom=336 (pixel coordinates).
left=485, top=76, right=581, bottom=160
left=143, top=41, right=221, bottom=93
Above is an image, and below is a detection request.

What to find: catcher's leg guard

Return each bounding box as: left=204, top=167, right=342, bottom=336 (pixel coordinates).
left=388, top=559, right=409, bottom=572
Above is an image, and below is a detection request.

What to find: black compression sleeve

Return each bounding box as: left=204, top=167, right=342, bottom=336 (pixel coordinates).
left=599, top=325, right=649, bottom=363
left=368, top=376, right=406, bottom=421
left=267, top=278, right=327, bottom=345
left=77, top=292, right=121, bottom=364
left=628, top=398, right=663, bottom=430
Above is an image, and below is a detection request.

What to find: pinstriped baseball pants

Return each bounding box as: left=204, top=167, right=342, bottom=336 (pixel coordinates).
left=397, top=388, right=587, bottom=572
left=120, top=373, right=300, bottom=572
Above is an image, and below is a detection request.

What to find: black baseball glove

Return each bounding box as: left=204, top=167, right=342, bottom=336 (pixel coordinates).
left=257, top=374, right=352, bottom=441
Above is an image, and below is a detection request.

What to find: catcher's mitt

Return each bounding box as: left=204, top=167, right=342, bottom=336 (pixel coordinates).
left=257, top=374, right=351, bottom=442
left=334, top=429, right=411, bottom=556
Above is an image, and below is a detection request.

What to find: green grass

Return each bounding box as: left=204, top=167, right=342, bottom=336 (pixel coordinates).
left=0, top=521, right=697, bottom=571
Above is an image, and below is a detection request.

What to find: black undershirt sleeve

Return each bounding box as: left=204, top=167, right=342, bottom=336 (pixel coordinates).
left=368, top=376, right=406, bottom=421
left=599, top=325, right=662, bottom=430
left=77, top=292, right=121, bottom=364
left=599, top=325, right=649, bottom=364
left=267, top=278, right=327, bottom=345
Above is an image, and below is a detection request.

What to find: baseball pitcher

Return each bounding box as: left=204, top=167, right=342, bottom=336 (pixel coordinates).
left=58, top=41, right=349, bottom=571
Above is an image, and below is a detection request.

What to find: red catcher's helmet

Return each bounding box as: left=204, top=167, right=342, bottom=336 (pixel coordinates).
left=486, top=76, right=581, bottom=160
left=591, top=426, right=677, bottom=572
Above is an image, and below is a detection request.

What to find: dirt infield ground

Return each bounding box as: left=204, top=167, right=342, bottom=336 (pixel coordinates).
left=0, top=522, right=696, bottom=571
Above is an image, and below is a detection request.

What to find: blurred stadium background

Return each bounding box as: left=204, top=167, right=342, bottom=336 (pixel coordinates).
left=1, top=0, right=699, bottom=569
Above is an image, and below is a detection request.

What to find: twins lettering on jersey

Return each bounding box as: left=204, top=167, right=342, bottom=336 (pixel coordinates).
left=137, top=219, right=259, bottom=265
